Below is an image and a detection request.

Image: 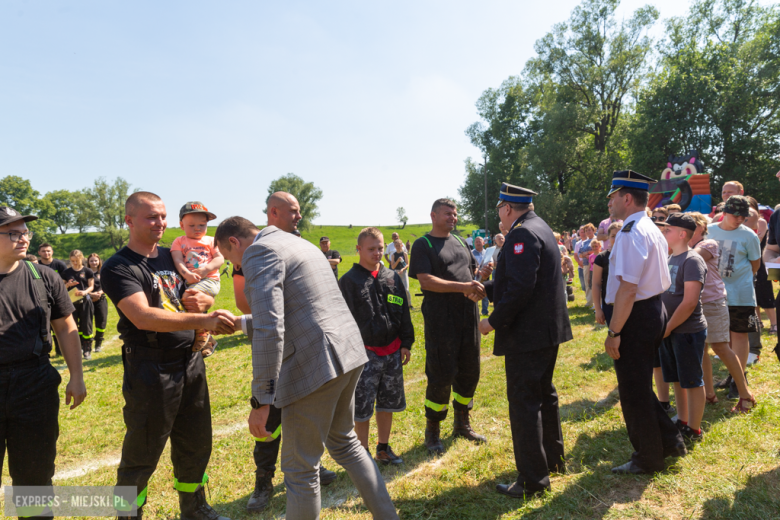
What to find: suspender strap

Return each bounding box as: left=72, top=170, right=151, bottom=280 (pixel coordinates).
left=25, top=261, right=50, bottom=356
left=423, top=234, right=468, bottom=248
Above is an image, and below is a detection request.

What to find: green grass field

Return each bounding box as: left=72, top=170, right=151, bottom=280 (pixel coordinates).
left=5, top=240, right=780, bottom=519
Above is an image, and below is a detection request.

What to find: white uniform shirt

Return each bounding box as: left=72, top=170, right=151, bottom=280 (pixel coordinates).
left=606, top=210, right=671, bottom=304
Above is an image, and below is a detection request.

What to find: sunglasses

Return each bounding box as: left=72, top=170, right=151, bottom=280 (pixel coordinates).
left=650, top=216, right=666, bottom=222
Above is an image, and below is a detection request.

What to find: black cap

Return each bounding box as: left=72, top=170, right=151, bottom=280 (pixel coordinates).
left=723, top=195, right=750, bottom=218
left=0, top=206, right=38, bottom=228
left=608, top=170, right=657, bottom=197
left=179, top=201, right=217, bottom=221
left=665, top=212, right=697, bottom=232
left=319, top=236, right=330, bottom=242
left=497, top=182, right=537, bottom=207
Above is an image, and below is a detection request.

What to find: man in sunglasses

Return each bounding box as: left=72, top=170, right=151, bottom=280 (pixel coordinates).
left=0, top=206, right=87, bottom=517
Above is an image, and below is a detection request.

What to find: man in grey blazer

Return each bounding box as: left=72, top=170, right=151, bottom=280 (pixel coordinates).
left=215, top=192, right=398, bottom=520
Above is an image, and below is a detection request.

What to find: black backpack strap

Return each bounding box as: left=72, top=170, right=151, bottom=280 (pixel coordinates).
left=25, top=261, right=51, bottom=356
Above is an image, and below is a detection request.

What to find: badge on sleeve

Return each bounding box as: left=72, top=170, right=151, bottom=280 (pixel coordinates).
left=514, top=243, right=524, bottom=254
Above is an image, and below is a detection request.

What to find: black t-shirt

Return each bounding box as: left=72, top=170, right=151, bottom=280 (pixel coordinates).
left=0, top=261, right=74, bottom=363
left=593, top=250, right=611, bottom=304
left=39, top=258, right=68, bottom=276
left=323, top=249, right=341, bottom=277
left=768, top=209, right=780, bottom=248
left=61, top=266, right=95, bottom=294
left=102, top=246, right=194, bottom=349
left=409, top=234, right=477, bottom=309
left=93, top=271, right=103, bottom=293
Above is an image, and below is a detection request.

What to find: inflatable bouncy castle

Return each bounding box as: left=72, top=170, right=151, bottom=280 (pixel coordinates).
left=648, top=150, right=712, bottom=213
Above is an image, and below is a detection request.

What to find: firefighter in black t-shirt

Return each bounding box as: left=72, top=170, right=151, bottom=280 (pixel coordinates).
left=409, top=198, right=488, bottom=454
left=37, top=242, right=68, bottom=356
left=61, top=250, right=96, bottom=360
left=101, top=192, right=234, bottom=520
left=0, top=206, right=86, bottom=518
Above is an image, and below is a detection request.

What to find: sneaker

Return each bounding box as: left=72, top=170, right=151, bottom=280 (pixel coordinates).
left=82, top=351, right=91, bottom=361
left=715, top=375, right=732, bottom=389
left=674, top=418, right=686, bottom=432
left=680, top=425, right=704, bottom=443
left=727, top=381, right=740, bottom=400
left=375, top=444, right=403, bottom=465
left=661, top=402, right=676, bottom=416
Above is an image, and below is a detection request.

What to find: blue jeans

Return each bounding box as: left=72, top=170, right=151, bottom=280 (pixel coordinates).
left=481, top=297, right=489, bottom=315
left=577, top=267, right=586, bottom=291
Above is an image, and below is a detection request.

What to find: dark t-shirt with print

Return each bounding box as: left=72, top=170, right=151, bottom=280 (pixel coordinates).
left=593, top=250, right=611, bottom=304
left=662, top=250, right=707, bottom=334
left=323, top=249, right=341, bottom=278
left=102, top=246, right=194, bottom=349
left=61, top=266, right=95, bottom=294
left=0, top=262, right=74, bottom=363
left=769, top=209, right=780, bottom=248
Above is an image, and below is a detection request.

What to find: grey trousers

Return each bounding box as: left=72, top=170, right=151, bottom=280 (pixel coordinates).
left=281, top=366, right=399, bottom=520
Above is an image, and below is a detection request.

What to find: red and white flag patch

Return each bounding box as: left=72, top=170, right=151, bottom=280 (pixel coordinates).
left=514, top=243, right=524, bottom=254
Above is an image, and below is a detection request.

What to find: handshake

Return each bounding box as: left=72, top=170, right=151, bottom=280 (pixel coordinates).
left=203, top=310, right=243, bottom=336
left=464, top=281, right=486, bottom=303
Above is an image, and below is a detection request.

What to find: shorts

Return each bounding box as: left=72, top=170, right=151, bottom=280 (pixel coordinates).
left=187, top=278, right=221, bottom=297
left=728, top=306, right=759, bottom=333
left=660, top=330, right=706, bottom=389
left=354, top=349, right=406, bottom=422
left=702, top=298, right=730, bottom=343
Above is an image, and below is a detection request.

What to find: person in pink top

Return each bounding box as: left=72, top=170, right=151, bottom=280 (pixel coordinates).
left=687, top=212, right=755, bottom=413
left=172, top=201, right=224, bottom=356
left=588, top=240, right=602, bottom=272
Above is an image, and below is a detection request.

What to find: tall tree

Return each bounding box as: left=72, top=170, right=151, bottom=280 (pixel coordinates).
left=264, top=173, right=323, bottom=231
left=44, top=190, right=80, bottom=234
left=396, top=207, right=408, bottom=229
left=88, top=177, right=133, bottom=251
left=461, top=0, right=659, bottom=230
left=629, top=0, right=780, bottom=202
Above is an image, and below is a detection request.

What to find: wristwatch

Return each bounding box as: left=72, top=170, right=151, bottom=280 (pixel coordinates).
left=607, top=329, right=621, bottom=338
left=250, top=396, right=262, bottom=409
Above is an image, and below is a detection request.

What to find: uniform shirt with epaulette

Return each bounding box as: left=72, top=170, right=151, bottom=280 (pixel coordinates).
left=0, top=261, right=74, bottom=363
left=606, top=210, right=671, bottom=304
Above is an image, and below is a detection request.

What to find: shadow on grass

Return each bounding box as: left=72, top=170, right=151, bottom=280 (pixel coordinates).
left=698, top=467, right=780, bottom=519
left=560, top=394, right=618, bottom=423
left=580, top=350, right=614, bottom=372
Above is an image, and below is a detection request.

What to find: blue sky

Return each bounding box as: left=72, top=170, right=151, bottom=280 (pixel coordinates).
left=2, top=0, right=688, bottom=227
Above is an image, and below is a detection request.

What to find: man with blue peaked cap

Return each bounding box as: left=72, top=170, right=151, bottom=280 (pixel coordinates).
left=477, top=183, right=573, bottom=499
left=604, top=170, right=686, bottom=475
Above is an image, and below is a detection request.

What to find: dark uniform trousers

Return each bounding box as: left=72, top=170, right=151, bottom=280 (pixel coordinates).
left=93, top=295, right=109, bottom=346
left=115, top=346, right=212, bottom=509
left=0, top=357, right=61, bottom=519
left=423, top=300, right=481, bottom=421
left=505, top=346, right=564, bottom=492
left=72, top=298, right=94, bottom=352
left=614, top=295, right=683, bottom=472
left=253, top=404, right=283, bottom=475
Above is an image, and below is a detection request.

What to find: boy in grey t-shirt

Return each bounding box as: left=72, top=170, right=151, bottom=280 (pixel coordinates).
left=659, top=213, right=707, bottom=443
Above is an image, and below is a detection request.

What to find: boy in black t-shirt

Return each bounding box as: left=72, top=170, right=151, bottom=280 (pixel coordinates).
left=340, top=227, right=414, bottom=465
left=62, top=249, right=96, bottom=359
left=0, top=206, right=86, bottom=515
left=409, top=198, right=487, bottom=454
left=320, top=237, right=341, bottom=278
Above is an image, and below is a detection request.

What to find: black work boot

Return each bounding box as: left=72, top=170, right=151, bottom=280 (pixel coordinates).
left=424, top=418, right=445, bottom=454
left=319, top=466, right=337, bottom=486
left=179, top=485, right=231, bottom=520
left=94, top=340, right=103, bottom=353
left=453, top=409, right=486, bottom=444
left=118, top=508, right=142, bottom=520
left=246, top=470, right=274, bottom=512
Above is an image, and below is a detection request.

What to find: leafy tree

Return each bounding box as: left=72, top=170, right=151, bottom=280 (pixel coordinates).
left=264, top=173, right=323, bottom=231
left=0, top=175, right=56, bottom=247
left=72, top=190, right=99, bottom=233
left=396, top=207, right=409, bottom=229
left=461, top=0, right=659, bottom=230
left=44, top=190, right=81, bottom=234
left=88, top=177, right=133, bottom=251
left=629, top=0, right=780, bottom=203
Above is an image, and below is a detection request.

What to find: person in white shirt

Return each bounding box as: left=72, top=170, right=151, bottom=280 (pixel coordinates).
left=604, top=170, right=685, bottom=476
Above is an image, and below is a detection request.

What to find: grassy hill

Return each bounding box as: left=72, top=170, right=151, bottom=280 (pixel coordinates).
left=44, top=223, right=483, bottom=263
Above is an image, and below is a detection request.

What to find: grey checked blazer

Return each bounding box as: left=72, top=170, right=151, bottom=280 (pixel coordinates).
left=243, top=226, right=368, bottom=408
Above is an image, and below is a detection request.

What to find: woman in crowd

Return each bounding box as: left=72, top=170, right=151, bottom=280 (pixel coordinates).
left=593, top=222, right=621, bottom=326
left=390, top=238, right=412, bottom=308
left=746, top=197, right=777, bottom=335
left=688, top=212, right=755, bottom=412
left=62, top=249, right=95, bottom=359
left=87, top=253, right=108, bottom=353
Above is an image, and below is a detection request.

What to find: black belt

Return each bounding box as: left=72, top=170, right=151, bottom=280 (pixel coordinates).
left=0, top=354, right=51, bottom=371
left=124, top=344, right=191, bottom=362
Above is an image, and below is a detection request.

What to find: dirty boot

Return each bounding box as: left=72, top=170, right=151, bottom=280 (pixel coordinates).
left=246, top=470, right=274, bottom=512
left=179, top=485, right=231, bottom=520
left=425, top=418, right=444, bottom=454
left=453, top=409, right=486, bottom=444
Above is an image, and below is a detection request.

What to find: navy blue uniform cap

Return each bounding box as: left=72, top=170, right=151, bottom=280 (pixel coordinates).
left=497, top=183, right=537, bottom=207
left=608, top=170, right=657, bottom=197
